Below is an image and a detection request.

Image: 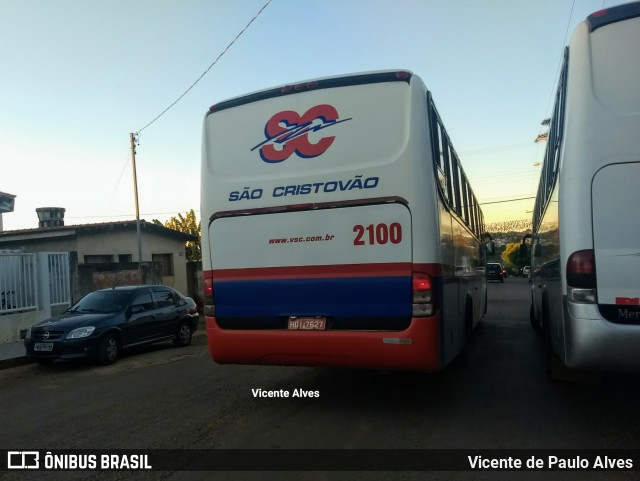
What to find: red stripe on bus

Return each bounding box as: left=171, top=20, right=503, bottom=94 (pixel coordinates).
left=205, top=263, right=443, bottom=281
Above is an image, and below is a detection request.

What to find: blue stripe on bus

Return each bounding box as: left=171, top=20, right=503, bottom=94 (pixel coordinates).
left=214, top=276, right=412, bottom=319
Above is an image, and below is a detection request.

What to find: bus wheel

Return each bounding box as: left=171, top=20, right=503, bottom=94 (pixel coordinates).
left=542, top=304, right=601, bottom=383
left=465, top=300, right=474, bottom=343
left=484, top=290, right=488, bottom=316
left=530, top=304, right=542, bottom=335
left=541, top=299, right=556, bottom=377
left=457, top=300, right=474, bottom=367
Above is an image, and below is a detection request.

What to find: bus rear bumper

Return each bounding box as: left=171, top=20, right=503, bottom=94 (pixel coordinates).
left=205, top=315, right=441, bottom=372
left=564, top=300, right=640, bottom=372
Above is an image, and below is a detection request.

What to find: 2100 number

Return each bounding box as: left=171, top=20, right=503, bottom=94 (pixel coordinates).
left=353, top=223, right=402, bottom=246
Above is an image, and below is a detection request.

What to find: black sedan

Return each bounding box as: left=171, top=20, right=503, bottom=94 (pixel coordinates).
left=24, top=285, right=199, bottom=365
left=486, top=262, right=505, bottom=283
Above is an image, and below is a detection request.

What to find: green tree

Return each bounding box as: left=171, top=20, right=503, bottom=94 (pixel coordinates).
left=153, top=210, right=201, bottom=262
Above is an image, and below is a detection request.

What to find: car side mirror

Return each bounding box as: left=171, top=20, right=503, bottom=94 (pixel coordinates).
left=485, top=241, right=495, bottom=257
left=520, top=233, right=532, bottom=257
left=534, top=243, right=542, bottom=258
left=131, top=305, right=144, bottom=315
left=482, top=234, right=495, bottom=257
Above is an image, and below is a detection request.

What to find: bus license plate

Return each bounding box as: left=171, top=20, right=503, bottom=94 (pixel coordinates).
left=288, top=317, right=326, bottom=330
left=34, top=343, right=54, bottom=352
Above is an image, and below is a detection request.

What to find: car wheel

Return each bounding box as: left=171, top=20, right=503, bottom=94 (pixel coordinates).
left=174, top=322, right=192, bottom=347
left=97, top=333, right=119, bottom=365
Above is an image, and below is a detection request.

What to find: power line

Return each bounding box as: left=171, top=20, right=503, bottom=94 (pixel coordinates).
left=66, top=210, right=201, bottom=220
left=136, top=0, right=273, bottom=134
left=479, top=196, right=536, bottom=206
left=108, top=148, right=133, bottom=205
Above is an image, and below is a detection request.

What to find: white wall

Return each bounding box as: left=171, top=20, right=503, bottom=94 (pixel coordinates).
left=0, top=310, right=52, bottom=343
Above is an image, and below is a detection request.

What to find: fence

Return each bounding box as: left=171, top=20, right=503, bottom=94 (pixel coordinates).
left=47, top=252, right=71, bottom=306
left=0, top=252, right=70, bottom=314
left=0, top=253, right=37, bottom=313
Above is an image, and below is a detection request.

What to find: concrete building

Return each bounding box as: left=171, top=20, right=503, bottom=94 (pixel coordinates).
left=0, top=214, right=197, bottom=299
left=0, top=207, right=198, bottom=342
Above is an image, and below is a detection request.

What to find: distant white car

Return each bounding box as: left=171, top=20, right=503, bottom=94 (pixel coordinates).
left=522, top=266, right=531, bottom=277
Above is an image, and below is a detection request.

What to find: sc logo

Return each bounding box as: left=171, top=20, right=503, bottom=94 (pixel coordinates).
left=252, top=105, right=351, bottom=163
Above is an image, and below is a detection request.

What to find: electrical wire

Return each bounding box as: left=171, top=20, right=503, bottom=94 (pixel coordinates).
left=108, top=149, right=133, bottom=205
left=66, top=210, right=201, bottom=220
left=136, top=0, right=273, bottom=134
left=479, top=196, right=536, bottom=206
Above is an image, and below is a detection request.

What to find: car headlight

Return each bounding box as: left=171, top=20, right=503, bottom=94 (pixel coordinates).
left=66, top=326, right=96, bottom=339
left=25, top=328, right=31, bottom=340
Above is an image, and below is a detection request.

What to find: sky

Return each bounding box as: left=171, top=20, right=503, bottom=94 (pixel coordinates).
left=0, top=0, right=612, bottom=230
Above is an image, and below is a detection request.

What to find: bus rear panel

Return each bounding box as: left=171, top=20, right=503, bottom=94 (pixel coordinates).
left=201, top=71, right=476, bottom=371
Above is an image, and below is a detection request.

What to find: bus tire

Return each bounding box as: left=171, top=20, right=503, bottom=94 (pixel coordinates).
left=458, top=299, right=475, bottom=367
left=465, top=299, right=474, bottom=343
left=539, top=295, right=555, bottom=373
left=484, top=290, right=488, bottom=316
left=530, top=303, right=542, bottom=334
left=540, top=300, right=600, bottom=383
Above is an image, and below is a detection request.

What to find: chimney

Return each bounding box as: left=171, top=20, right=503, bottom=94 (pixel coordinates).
left=36, top=207, right=65, bottom=228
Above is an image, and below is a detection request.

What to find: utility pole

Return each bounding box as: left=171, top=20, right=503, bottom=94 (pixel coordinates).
left=130, top=133, right=143, bottom=269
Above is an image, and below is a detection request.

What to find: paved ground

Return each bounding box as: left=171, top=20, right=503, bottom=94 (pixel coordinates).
left=2, top=279, right=639, bottom=481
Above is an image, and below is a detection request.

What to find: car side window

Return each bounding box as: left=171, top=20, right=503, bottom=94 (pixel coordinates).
left=175, top=292, right=187, bottom=307
left=153, top=288, right=175, bottom=308
left=131, top=292, right=155, bottom=311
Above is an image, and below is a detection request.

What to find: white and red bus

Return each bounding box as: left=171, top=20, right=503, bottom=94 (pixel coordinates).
left=201, top=70, right=489, bottom=371
left=528, top=2, right=640, bottom=376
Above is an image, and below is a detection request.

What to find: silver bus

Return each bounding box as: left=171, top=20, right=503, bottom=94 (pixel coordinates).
left=528, top=2, right=640, bottom=377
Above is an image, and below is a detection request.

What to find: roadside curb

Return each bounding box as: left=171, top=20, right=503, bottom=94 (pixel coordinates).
left=0, top=355, right=33, bottom=371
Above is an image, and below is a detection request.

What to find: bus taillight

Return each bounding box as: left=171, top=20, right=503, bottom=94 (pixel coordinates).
left=412, top=272, right=434, bottom=316
left=203, top=274, right=215, bottom=316
left=566, top=249, right=597, bottom=303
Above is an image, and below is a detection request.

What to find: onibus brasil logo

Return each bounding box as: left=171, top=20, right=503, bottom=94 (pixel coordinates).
left=252, top=104, right=352, bottom=163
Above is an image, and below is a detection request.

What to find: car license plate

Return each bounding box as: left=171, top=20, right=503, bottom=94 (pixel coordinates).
left=34, top=343, right=54, bottom=352
left=288, top=316, right=326, bottom=330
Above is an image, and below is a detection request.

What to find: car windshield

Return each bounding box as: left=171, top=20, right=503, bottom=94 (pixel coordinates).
left=69, top=290, right=132, bottom=314
left=487, top=264, right=501, bottom=272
